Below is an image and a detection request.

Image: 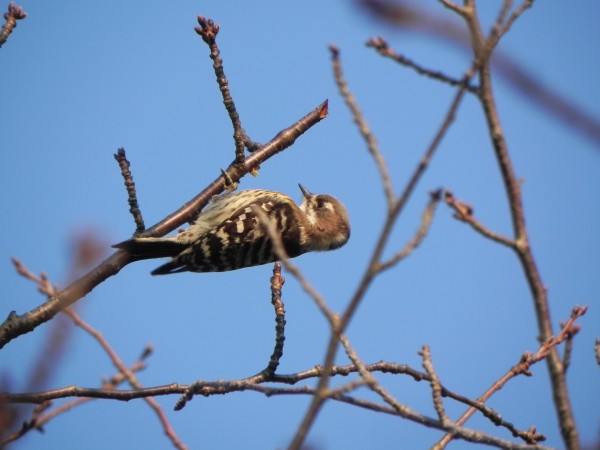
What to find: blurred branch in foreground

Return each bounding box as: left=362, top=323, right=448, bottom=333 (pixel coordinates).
left=360, top=0, right=600, bottom=149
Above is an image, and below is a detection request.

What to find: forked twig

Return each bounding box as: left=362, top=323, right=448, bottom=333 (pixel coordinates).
left=7, top=259, right=187, bottom=449
left=377, top=190, right=441, bottom=272
left=435, top=306, right=587, bottom=448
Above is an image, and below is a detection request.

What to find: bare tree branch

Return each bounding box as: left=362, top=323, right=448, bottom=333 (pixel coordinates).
left=114, top=148, right=145, bottom=233
left=444, top=189, right=515, bottom=248
left=195, top=16, right=252, bottom=162
left=435, top=306, right=587, bottom=448
left=6, top=306, right=583, bottom=450
left=366, top=36, right=479, bottom=93
left=262, top=262, right=287, bottom=376
left=420, top=345, right=449, bottom=427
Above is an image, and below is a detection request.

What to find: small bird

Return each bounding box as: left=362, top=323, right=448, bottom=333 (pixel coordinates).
left=114, top=184, right=350, bottom=275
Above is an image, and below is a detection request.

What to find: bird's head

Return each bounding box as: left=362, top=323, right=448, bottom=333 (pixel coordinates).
left=298, top=184, right=351, bottom=251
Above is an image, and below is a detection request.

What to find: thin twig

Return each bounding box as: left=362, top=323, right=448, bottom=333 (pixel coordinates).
left=0, top=2, right=27, bottom=48
left=444, top=189, right=515, bottom=248
left=114, top=148, right=145, bottom=233
left=263, top=262, right=286, bottom=376
left=366, top=36, right=478, bottom=94
left=329, top=44, right=395, bottom=207
left=195, top=16, right=248, bottom=163
left=270, top=361, right=431, bottom=385
left=420, top=345, right=449, bottom=426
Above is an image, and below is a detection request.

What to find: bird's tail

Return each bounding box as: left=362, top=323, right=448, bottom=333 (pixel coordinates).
left=113, top=237, right=186, bottom=260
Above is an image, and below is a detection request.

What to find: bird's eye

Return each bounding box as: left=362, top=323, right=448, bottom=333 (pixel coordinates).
left=316, top=197, right=326, bottom=209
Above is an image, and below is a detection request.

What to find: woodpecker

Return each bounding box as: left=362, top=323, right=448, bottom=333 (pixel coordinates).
left=114, top=184, right=350, bottom=275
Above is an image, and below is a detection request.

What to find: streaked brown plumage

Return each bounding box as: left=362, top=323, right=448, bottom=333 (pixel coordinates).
left=114, top=185, right=350, bottom=275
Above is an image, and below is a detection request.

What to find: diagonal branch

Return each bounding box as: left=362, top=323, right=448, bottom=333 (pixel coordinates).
left=0, top=101, right=328, bottom=350
left=435, top=306, right=586, bottom=449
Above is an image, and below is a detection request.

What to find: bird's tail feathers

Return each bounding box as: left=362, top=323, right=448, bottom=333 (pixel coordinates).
left=150, top=260, right=189, bottom=276
left=113, top=237, right=186, bottom=260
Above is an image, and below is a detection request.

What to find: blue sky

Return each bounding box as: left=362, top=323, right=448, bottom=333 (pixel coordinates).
left=2, top=1, right=599, bottom=449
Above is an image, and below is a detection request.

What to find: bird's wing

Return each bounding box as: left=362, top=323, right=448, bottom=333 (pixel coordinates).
left=177, top=190, right=278, bottom=239
left=152, top=192, right=302, bottom=274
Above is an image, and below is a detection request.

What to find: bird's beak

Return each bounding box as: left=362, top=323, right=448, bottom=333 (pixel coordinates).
left=298, top=184, right=312, bottom=200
